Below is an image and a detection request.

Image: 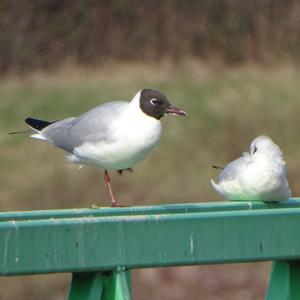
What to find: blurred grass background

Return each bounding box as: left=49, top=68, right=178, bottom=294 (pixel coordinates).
left=1, top=63, right=300, bottom=299
left=1, top=1, right=300, bottom=299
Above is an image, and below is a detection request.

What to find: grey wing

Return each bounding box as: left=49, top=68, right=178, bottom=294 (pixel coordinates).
left=219, top=153, right=250, bottom=182
left=42, top=101, right=128, bottom=152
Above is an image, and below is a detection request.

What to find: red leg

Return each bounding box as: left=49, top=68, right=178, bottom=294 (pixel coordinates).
left=104, top=169, right=118, bottom=207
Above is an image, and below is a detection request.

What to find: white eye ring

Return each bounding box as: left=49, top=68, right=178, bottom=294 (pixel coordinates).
left=150, top=98, right=159, bottom=105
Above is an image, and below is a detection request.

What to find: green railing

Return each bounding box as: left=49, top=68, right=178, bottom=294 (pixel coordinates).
left=1, top=199, right=300, bottom=299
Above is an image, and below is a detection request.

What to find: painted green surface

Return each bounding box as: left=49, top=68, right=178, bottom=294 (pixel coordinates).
left=0, top=198, right=300, bottom=222
left=265, top=261, right=300, bottom=300
left=0, top=201, right=300, bottom=275
left=68, top=272, right=104, bottom=300
left=113, top=272, right=131, bottom=300
left=101, top=271, right=132, bottom=300
left=67, top=271, right=131, bottom=300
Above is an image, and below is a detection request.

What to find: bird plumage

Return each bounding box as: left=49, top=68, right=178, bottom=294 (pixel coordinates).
left=23, top=88, right=187, bottom=206
left=211, top=135, right=291, bottom=202
left=27, top=93, right=162, bottom=170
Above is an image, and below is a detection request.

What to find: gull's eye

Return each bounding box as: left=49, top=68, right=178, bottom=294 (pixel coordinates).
left=150, top=98, right=159, bottom=105
left=253, top=145, right=257, bottom=154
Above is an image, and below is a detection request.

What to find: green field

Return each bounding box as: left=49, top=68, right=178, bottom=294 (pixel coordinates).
left=1, top=63, right=299, bottom=299
left=1, top=63, right=300, bottom=210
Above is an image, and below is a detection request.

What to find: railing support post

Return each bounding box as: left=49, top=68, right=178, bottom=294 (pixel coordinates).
left=68, top=270, right=132, bottom=300
left=68, top=272, right=104, bottom=300
left=101, top=270, right=132, bottom=300
left=265, top=261, right=300, bottom=300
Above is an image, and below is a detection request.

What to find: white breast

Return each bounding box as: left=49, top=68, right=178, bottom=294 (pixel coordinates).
left=72, top=100, right=162, bottom=170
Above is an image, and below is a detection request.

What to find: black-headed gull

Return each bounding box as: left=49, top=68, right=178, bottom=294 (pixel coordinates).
left=25, top=89, right=187, bottom=206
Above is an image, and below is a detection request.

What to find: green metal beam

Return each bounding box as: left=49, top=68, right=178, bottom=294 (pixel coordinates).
left=67, top=271, right=132, bottom=300
left=1, top=198, right=300, bottom=222
left=68, top=272, right=104, bottom=300
left=101, top=271, right=132, bottom=300
left=265, top=261, right=300, bottom=300
left=113, top=272, right=132, bottom=300
left=0, top=201, right=300, bottom=276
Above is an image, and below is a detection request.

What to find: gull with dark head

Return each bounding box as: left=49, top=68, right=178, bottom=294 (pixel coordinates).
left=211, top=135, right=291, bottom=202
left=24, top=89, right=187, bottom=206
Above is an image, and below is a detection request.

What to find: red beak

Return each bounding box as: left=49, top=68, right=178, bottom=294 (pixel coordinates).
left=165, top=105, right=187, bottom=116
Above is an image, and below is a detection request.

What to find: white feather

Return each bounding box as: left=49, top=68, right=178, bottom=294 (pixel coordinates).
left=30, top=133, right=48, bottom=141
left=211, top=136, right=291, bottom=202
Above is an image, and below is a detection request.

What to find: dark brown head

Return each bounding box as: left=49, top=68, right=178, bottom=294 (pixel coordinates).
left=139, top=88, right=187, bottom=120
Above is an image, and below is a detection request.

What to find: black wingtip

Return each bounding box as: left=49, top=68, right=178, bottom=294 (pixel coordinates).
left=25, top=117, right=54, bottom=131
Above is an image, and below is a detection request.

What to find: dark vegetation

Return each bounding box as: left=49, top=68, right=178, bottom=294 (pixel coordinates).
left=1, top=0, right=300, bottom=74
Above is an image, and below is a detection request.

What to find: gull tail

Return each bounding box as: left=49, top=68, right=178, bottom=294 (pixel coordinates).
left=8, top=130, right=32, bottom=135
left=25, top=117, right=55, bottom=141
left=212, top=165, right=224, bottom=170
